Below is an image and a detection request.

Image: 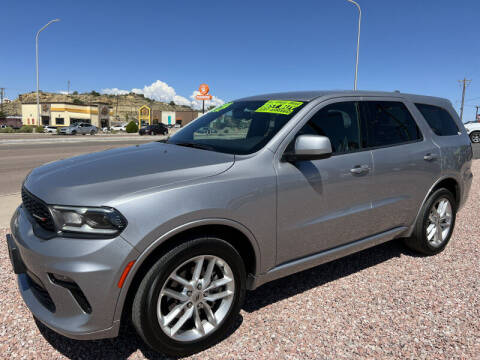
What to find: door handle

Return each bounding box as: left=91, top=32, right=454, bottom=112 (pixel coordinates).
left=424, top=153, right=437, bottom=161
left=350, top=164, right=369, bottom=175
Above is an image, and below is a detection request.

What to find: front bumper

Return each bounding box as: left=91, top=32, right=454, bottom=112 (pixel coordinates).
left=8, top=206, right=138, bottom=340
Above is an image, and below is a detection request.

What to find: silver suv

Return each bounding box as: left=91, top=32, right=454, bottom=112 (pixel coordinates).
left=59, top=122, right=97, bottom=135
left=7, top=91, right=473, bottom=356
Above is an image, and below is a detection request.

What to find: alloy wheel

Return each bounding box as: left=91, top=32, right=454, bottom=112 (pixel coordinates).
left=157, top=255, right=235, bottom=342
left=470, top=132, right=480, bottom=143
left=425, top=197, right=452, bottom=247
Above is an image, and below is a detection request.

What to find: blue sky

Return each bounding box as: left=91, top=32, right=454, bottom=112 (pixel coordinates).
left=1, top=0, right=479, bottom=119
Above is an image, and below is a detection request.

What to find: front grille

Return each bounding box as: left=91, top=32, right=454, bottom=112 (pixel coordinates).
left=21, top=187, right=55, bottom=231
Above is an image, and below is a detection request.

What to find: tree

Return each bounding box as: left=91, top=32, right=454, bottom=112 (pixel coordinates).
left=72, top=91, right=78, bottom=95
left=90, top=90, right=100, bottom=96
left=0, top=110, right=6, bottom=118
left=72, top=98, right=84, bottom=105
left=169, top=101, right=176, bottom=106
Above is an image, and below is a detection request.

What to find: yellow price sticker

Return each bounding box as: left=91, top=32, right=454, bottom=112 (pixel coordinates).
left=255, top=100, right=304, bottom=115
left=211, top=102, right=233, bottom=112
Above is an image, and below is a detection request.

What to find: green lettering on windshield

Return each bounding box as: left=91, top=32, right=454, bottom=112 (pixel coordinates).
left=211, top=102, right=233, bottom=112
left=255, top=100, right=304, bottom=115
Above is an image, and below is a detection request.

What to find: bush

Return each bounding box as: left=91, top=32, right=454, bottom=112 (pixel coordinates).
left=17, top=125, right=34, bottom=133
left=72, top=98, right=84, bottom=105
left=0, top=126, right=14, bottom=133
left=126, top=121, right=138, bottom=133
left=36, top=125, right=44, bottom=133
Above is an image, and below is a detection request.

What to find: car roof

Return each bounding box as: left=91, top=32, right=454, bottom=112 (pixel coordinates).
left=236, top=90, right=450, bottom=105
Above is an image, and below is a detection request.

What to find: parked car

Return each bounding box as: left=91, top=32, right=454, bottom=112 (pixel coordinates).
left=7, top=91, right=473, bottom=357
left=59, top=123, right=97, bottom=135
left=194, top=126, right=217, bottom=135
left=111, top=124, right=127, bottom=131
left=174, top=123, right=182, bottom=128
left=464, top=121, right=480, bottom=143
left=43, top=126, right=57, bottom=134
left=139, top=124, right=169, bottom=136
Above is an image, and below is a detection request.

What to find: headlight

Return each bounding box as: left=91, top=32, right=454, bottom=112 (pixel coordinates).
left=50, top=205, right=127, bottom=237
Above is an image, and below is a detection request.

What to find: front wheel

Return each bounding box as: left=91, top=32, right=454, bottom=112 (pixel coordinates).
left=90, top=130, right=95, bottom=135
left=404, top=188, right=456, bottom=255
left=132, top=237, right=246, bottom=357
left=470, top=131, right=480, bottom=143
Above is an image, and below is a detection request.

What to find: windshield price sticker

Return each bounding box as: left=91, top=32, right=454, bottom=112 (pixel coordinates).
left=255, top=100, right=304, bottom=115
left=211, top=102, right=233, bottom=112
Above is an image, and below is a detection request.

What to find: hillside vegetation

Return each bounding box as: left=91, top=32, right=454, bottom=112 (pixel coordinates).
left=2, top=91, right=194, bottom=122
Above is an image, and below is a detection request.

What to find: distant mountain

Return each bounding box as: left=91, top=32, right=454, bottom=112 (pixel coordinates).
left=2, top=91, right=195, bottom=122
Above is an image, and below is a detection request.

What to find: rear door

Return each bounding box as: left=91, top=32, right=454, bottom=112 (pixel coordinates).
left=360, top=99, right=442, bottom=233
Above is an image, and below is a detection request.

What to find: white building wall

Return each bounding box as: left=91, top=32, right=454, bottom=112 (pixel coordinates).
left=161, top=111, right=176, bottom=125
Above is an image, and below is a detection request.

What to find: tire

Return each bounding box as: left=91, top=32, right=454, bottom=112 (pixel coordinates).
left=132, top=237, right=246, bottom=357
left=470, top=131, right=480, bottom=143
left=404, top=188, right=456, bottom=255
left=90, top=130, right=95, bottom=135
left=71, top=130, right=77, bottom=135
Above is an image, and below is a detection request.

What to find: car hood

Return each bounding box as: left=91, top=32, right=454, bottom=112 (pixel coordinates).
left=24, top=142, right=235, bottom=206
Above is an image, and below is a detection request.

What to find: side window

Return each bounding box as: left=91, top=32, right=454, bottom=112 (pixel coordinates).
left=362, top=101, right=422, bottom=148
left=291, top=101, right=361, bottom=154
left=415, top=103, right=459, bottom=136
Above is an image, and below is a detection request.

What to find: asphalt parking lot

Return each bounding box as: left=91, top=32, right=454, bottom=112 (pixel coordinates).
left=0, top=141, right=479, bottom=359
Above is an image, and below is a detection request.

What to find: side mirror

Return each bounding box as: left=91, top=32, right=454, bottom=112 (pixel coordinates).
left=284, top=135, right=332, bottom=162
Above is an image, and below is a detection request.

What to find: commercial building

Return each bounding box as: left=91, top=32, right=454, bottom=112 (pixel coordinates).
left=22, top=102, right=112, bottom=128
left=138, top=105, right=200, bottom=127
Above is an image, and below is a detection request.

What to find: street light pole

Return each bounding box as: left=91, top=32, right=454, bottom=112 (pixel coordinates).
left=346, top=0, right=361, bottom=90
left=36, top=19, right=60, bottom=126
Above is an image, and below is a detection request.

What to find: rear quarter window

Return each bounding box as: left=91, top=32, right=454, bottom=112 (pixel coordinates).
left=415, top=103, right=459, bottom=136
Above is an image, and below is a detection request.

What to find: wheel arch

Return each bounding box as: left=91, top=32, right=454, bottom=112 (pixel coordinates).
left=114, top=219, right=260, bottom=324
left=407, top=176, right=460, bottom=237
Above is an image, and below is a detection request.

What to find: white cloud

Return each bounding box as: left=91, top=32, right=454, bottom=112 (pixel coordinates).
left=101, top=88, right=129, bottom=95
left=101, top=80, right=225, bottom=109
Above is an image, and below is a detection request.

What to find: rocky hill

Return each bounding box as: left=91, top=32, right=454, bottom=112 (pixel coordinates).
left=2, top=91, right=195, bottom=122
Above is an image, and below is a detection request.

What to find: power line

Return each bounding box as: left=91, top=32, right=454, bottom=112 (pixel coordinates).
left=458, top=78, right=472, bottom=121
left=0, top=88, right=4, bottom=114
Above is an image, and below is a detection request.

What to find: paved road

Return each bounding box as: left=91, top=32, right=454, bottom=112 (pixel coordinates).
left=0, top=138, right=155, bottom=196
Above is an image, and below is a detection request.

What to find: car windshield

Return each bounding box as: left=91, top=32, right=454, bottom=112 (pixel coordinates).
left=167, top=100, right=307, bottom=155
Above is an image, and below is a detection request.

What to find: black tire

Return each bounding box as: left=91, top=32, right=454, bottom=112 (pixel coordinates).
left=71, top=130, right=77, bottom=135
left=90, top=130, right=95, bottom=135
left=470, top=131, right=480, bottom=143
left=132, top=237, right=246, bottom=357
left=404, top=188, right=456, bottom=255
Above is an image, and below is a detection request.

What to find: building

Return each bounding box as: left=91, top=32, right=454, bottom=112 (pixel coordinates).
left=22, top=102, right=112, bottom=128
left=137, top=104, right=200, bottom=127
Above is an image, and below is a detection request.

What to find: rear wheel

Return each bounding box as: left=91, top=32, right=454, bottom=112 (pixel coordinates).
left=470, top=131, right=480, bottom=143
left=71, top=130, right=77, bottom=135
left=404, top=188, right=456, bottom=255
left=90, top=130, right=95, bottom=135
left=132, top=237, right=246, bottom=356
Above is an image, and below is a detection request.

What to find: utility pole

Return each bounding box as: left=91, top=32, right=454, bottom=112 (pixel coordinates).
left=67, top=80, right=70, bottom=95
left=476, top=105, right=479, bottom=122
left=0, top=88, right=4, bottom=114
left=458, top=78, right=471, bottom=121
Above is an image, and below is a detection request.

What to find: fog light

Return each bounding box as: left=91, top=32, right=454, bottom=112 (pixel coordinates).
left=49, top=273, right=75, bottom=284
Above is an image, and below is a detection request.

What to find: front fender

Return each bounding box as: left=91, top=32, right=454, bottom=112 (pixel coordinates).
left=112, top=217, right=261, bottom=324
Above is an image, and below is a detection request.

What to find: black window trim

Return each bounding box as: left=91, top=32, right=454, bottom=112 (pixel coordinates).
left=359, top=100, right=424, bottom=151
left=414, top=102, right=460, bottom=137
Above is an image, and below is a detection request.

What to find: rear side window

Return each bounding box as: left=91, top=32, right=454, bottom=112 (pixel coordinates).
left=415, top=103, right=459, bottom=136
left=362, top=101, right=422, bottom=148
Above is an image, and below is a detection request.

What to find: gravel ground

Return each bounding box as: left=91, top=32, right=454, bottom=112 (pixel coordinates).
left=1, top=161, right=479, bottom=359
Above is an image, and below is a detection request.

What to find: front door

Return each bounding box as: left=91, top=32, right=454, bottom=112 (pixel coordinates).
left=276, top=100, right=375, bottom=264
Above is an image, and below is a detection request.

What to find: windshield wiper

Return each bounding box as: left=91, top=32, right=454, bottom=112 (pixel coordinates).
left=172, top=142, right=215, bottom=151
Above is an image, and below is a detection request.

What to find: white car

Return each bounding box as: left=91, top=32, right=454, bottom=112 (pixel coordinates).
left=464, top=122, right=480, bottom=143
left=43, top=126, right=57, bottom=133
left=111, top=124, right=126, bottom=131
